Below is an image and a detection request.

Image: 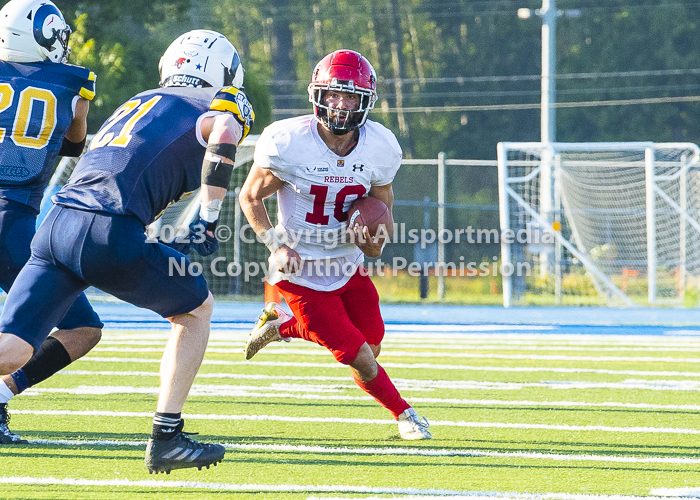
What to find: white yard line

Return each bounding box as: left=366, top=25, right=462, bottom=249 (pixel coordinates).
left=98, top=334, right=700, bottom=346
left=308, top=496, right=691, bottom=500
left=7, top=475, right=688, bottom=498
left=93, top=340, right=700, bottom=353
left=59, top=369, right=700, bottom=390
left=308, top=495, right=692, bottom=500
left=77, top=356, right=700, bottom=377
left=652, top=489, right=700, bottom=497
left=87, top=347, right=700, bottom=363
left=0, top=476, right=497, bottom=496
left=61, top=369, right=352, bottom=381
left=25, top=382, right=700, bottom=411
left=100, top=331, right=700, bottom=343
left=11, top=409, right=700, bottom=434
left=11, top=439, right=700, bottom=466
left=30, top=376, right=700, bottom=393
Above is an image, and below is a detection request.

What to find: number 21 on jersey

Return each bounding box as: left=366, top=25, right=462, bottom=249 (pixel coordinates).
left=90, top=96, right=162, bottom=150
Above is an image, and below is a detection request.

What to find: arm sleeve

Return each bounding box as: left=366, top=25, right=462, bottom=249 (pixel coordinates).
left=58, top=136, right=86, bottom=157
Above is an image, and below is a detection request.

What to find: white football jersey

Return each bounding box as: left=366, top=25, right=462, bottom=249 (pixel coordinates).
left=254, top=114, right=402, bottom=290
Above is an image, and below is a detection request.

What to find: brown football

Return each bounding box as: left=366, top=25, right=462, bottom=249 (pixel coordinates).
left=347, top=196, right=391, bottom=239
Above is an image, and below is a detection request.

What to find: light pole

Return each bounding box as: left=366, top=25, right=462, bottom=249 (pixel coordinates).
left=518, top=1, right=579, bottom=278
left=540, top=0, right=557, bottom=144
left=518, top=1, right=580, bottom=143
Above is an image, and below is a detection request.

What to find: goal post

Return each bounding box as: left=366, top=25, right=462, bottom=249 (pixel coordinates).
left=498, top=141, right=700, bottom=307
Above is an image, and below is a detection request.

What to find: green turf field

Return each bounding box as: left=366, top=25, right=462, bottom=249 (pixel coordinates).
left=2, top=326, right=700, bottom=499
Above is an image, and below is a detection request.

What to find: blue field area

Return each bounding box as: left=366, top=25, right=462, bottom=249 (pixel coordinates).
left=3, top=298, right=700, bottom=333
left=8, top=300, right=692, bottom=336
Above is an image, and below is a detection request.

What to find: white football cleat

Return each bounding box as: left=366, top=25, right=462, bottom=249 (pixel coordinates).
left=244, top=302, right=291, bottom=360
left=398, top=408, right=432, bottom=440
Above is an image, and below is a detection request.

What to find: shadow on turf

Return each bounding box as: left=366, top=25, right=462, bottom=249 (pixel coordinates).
left=9, top=428, right=700, bottom=466
left=218, top=454, right=700, bottom=474
left=3, top=444, right=697, bottom=475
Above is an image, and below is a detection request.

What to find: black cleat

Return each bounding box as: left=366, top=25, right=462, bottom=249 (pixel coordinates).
left=0, top=403, right=27, bottom=445
left=145, top=420, right=224, bottom=474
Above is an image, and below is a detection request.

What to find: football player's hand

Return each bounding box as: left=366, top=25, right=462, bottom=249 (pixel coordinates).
left=272, top=244, right=302, bottom=274
left=169, top=217, right=219, bottom=256
left=189, top=217, right=220, bottom=256
left=352, top=224, right=384, bottom=258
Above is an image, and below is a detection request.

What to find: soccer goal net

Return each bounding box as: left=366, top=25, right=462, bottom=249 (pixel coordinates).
left=43, top=135, right=272, bottom=299
left=498, top=142, right=700, bottom=307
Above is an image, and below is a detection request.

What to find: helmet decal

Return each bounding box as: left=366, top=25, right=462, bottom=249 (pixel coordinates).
left=159, top=30, right=244, bottom=89
left=0, top=0, right=72, bottom=63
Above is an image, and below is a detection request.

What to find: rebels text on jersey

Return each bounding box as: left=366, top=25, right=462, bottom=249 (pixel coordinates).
left=0, top=61, right=96, bottom=212
left=254, top=115, right=401, bottom=289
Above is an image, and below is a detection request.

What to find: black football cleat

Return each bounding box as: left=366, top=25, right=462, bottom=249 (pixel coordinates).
left=145, top=420, right=225, bottom=474
left=0, top=403, right=27, bottom=445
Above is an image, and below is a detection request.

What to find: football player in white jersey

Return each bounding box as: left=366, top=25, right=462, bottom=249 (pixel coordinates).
left=239, top=49, right=431, bottom=440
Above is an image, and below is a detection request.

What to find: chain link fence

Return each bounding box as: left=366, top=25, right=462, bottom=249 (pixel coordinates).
left=39, top=138, right=501, bottom=303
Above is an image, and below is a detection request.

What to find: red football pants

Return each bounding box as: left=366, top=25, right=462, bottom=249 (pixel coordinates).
left=276, top=268, right=410, bottom=418
left=276, top=268, right=385, bottom=364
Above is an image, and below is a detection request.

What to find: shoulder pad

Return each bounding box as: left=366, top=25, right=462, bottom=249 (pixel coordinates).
left=210, top=86, right=255, bottom=141
left=210, top=87, right=255, bottom=125
left=63, top=64, right=97, bottom=101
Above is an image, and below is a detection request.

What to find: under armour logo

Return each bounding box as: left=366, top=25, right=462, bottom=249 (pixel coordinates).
left=352, top=164, right=364, bottom=172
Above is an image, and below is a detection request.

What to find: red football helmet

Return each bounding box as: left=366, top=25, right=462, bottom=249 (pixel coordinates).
left=308, top=50, right=378, bottom=135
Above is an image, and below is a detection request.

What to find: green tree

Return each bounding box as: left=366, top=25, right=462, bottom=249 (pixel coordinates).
left=62, top=0, right=271, bottom=133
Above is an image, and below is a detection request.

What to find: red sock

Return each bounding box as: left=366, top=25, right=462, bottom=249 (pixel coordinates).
left=354, top=365, right=410, bottom=419
left=279, top=317, right=303, bottom=339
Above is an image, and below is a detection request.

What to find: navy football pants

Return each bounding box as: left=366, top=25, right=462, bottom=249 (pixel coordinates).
left=0, top=205, right=208, bottom=351
left=0, top=199, right=102, bottom=351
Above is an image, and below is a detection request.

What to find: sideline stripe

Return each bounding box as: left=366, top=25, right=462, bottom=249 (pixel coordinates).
left=26, top=382, right=700, bottom=411
left=78, top=357, right=700, bottom=378
left=12, top=409, right=700, bottom=434
left=23, top=439, right=700, bottom=465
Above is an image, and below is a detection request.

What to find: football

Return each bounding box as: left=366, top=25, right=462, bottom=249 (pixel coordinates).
left=347, top=196, right=392, bottom=239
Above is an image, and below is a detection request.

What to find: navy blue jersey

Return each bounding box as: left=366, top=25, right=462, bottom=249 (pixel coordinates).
left=54, top=86, right=250, bottom=226
left=0, top=61, right=96, bottom=211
